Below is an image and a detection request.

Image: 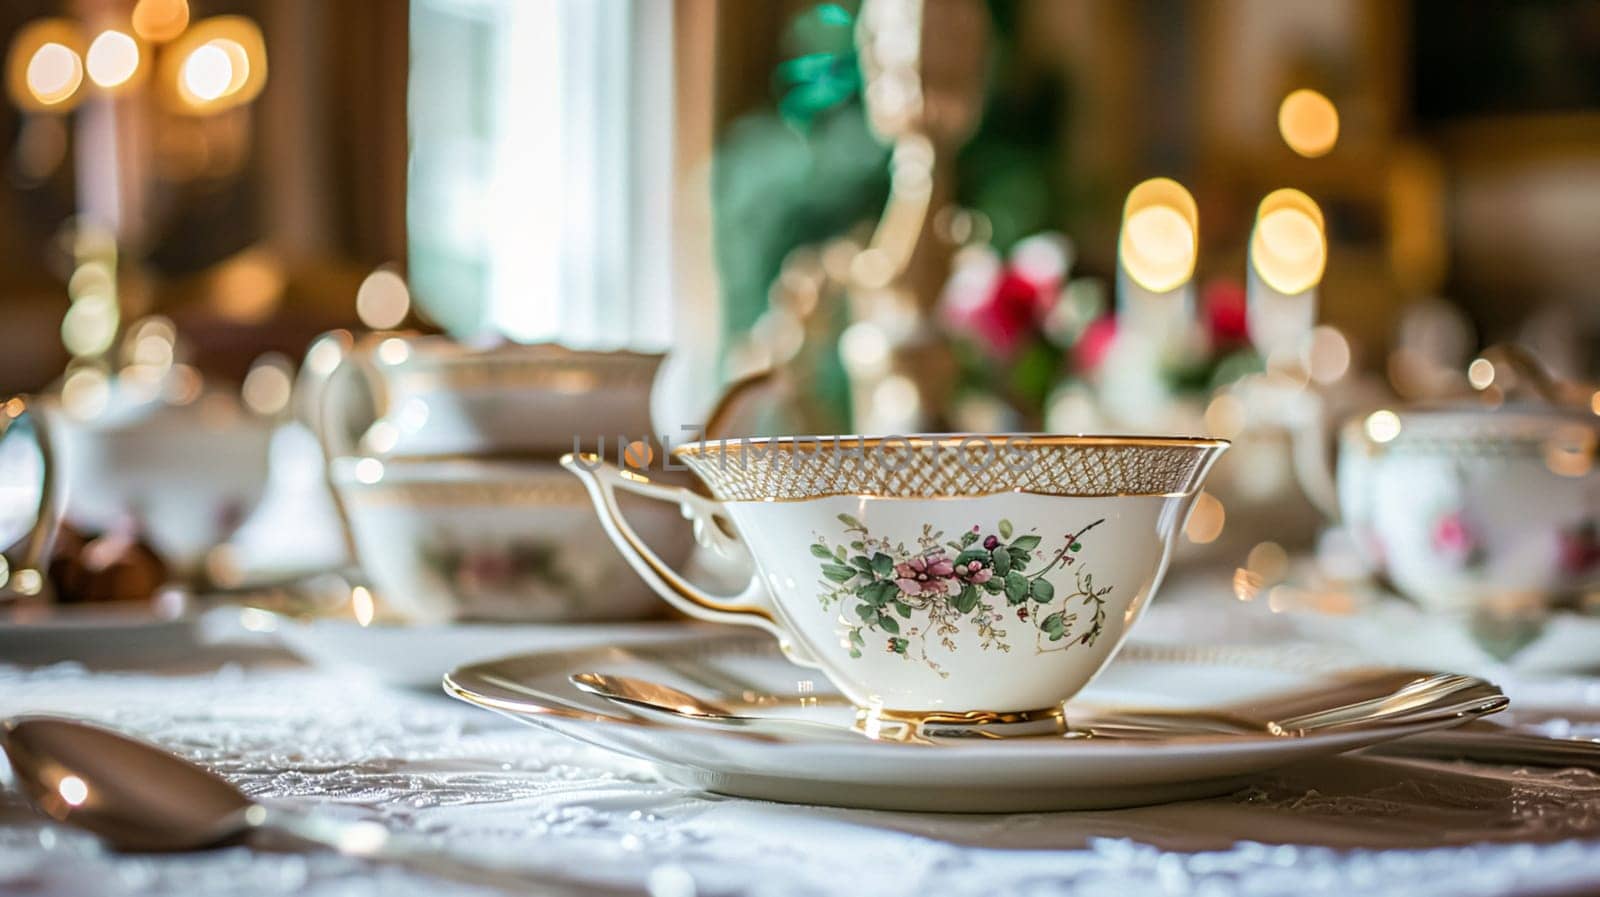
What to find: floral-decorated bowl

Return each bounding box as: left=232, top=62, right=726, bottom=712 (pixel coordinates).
left=329, top=457, right=691, bottom=623
left=1338, top=404, right=1600, bottom=614
left=562, top=434, right=1226, bottom=736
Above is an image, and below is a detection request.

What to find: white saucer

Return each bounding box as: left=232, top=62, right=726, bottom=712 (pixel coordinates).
left=253, top=615, right=717, bottom=689
left=445, top=632, right=1506, bottom=812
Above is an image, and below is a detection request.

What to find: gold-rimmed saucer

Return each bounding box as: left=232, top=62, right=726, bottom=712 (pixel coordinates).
left=444, top=631, right=1508, bottom=812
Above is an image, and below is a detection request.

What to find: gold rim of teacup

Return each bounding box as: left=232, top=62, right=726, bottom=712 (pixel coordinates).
left=1345, top=409, right=1600, bottom=461
left=330, top=456, right=593, bottom=507
left=368, top=336, right=663, bottom=390
left=670, top=433, right=1229, bottom=502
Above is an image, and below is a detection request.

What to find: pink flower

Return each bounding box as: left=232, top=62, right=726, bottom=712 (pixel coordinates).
left=457, top=550, right=516, bottom=590
left=894, top=553, right=955, bottom=597
left=1430, top=511, right=1478, bottom=565
left=956, top=559, right=993, bottom=585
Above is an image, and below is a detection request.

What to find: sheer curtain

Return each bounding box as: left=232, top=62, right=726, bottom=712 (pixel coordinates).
left=407, top=0, right=676, bottom=352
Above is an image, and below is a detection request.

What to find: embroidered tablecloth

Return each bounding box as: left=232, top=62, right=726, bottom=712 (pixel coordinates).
left=4, top=588, right=1600, bottom=897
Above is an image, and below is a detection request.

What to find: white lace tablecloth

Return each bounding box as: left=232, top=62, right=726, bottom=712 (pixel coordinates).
left=6, top=591, right=1600, bottom=897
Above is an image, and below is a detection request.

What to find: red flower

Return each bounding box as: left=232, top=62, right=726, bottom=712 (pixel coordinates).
left=1558, top=524, right=1600, bottom=575
left=961, top=271, right=1049, bottom=357
left=1200, top=278, right=1249, bottom=349
left=1072, top=315, right=1118, bottom=375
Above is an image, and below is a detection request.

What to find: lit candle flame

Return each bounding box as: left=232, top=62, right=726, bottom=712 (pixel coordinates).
left=1250, top=189, right=1326, bottom=296
left=1118, top=178, right=1198, bottom=293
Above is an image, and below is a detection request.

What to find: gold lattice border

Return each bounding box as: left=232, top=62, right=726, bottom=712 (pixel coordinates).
left=674, top=435, right=1226, bottom=500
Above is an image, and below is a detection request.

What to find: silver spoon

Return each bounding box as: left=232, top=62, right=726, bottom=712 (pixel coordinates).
left=1, top=716, right=632, bottom=894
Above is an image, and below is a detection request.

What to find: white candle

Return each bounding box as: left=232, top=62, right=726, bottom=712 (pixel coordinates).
left=1117, top=177, right=1198, bottom=353
left=1248, top=188, right=1326, bottom=363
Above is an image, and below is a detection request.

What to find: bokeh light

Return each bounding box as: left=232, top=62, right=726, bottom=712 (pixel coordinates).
left=60, top=295, right=118, bottom=357
left=1250, top=189, right=1326, bottom=295
left=241, top=355, right=293, bottom=416
left=1304, top=325, right=1352, bottom=384
left=1246, top=540, right=1289, bottom=585
left=1184, top=492, right=1226, bottom=544
left=163, top=16, right=267, bottom=113
left=354, top=458, right=385, bottom=485
left=376, top=337, right=411, bottom=366
left=61, top=367, right=111, bottom=419
left=356, top=268, right=412, bottom=330
left=7, top=21, right=88, bottom=112
left=57, top=775, right=89, bottom=806
left=1364, top=409, right=1402, bottom=444
left=86, top=30, right=140, bottom=89
left=11, top=567, right=43, bottom=596
left=839, top=321, right=891, bottom=375
left=1278, top=89, right=1339, bottom=158
left=28, top=42, right=83, bottom=105
left=163, top=364, right=203, bottom=405
left=181, top=43, right=232, bottom=101
left=132, top=0, right=190, bottom=43
left=1467, top=357, right=1495, bottom=391
left=1118, top=178, right=1198, bottom=293
left=352, top=586, right=376, bottom=627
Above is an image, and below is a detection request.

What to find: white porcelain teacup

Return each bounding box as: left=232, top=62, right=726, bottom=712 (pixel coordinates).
left=0, top=398, right=58, bottom=600
left=302, top=332, right=663, bottom=459
left=563, top=434, right=1227, bottom=733
left=44, top=387, right=273, bottom=578
left=1337, top=404, right=1600, bottom=613
left=330, top=456, right=692, bottom=623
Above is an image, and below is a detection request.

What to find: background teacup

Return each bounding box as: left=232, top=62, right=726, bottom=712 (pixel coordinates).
left=330, top=456, right=690, bottom=623
left=301, top=332, right=683, bottom=623
left=41, top=386, right=273, bottom=581
left=563, top=434, right=1227, bottom=732
left=0, top=398, right=59, bottom=601
left=1337, top=404, right=1600, bottom=613
left=302, top=332, right=664, bottom=459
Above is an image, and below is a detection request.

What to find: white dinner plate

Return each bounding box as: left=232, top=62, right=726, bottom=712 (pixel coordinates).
left=0, top=601, right=196, bottom=665
left=241, top=614, right=719, bottom=689
left=445, top=632, right=1507, bottom=812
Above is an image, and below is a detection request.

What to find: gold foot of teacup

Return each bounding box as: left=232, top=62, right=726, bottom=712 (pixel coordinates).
left=854, top=705, right=1067, bottom=742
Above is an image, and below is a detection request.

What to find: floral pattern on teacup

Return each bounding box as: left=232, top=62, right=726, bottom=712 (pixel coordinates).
left=810, top=515, right=1111, bottom=677
left=1558, top=521, right=1600, bottom=576
left=421, top=540, right=581, bottom=612
left=1430, top=509, right=1483, bottom=569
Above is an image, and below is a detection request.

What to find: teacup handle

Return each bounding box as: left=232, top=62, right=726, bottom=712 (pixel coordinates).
left=0, top=396, right=63, bottom=603
left=296, top=330, right=393, bottom=462
left=560, top=453, right=820, bottom=668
